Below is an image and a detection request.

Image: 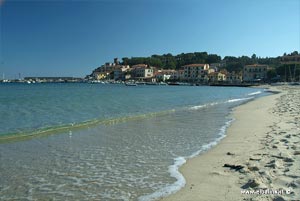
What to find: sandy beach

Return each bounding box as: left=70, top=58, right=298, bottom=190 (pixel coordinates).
left=162, top=85, right=300, bottom=201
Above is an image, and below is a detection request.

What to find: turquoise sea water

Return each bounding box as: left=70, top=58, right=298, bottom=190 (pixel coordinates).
left=0, top=83, right=267, bottom=200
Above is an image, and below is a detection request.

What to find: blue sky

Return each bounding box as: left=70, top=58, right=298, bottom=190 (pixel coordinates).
left=0, top=0, right=299, bottom=78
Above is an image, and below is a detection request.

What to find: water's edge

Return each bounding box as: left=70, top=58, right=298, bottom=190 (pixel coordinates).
left=139, top=92, right=269, bottom=201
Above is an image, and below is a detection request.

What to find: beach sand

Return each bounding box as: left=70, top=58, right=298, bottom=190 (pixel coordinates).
left=162, top=85, right=300, bottom=201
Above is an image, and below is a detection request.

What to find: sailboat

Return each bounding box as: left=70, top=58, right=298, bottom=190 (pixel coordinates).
left=1, top=73, right=9, bottom=83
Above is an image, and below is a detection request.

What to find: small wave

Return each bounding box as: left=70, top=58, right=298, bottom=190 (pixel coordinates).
left=189, top=104, right=209, bottom=110
left=226, top=97, right=253, bottom=103
left=247, top=91, right=262, bottom=96
left=138, top=157, right=186, bottom=201
left=189, top=102, right=219, bottom=110
left=189, top=96, right=255, bottom=111
left=188, top=118, right=233, bottom=159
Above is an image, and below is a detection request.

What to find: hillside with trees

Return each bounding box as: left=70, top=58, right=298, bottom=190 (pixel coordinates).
left=92, top=51, right=299, bottom=82
left=120, top=52, right=284, bottom=71
left=121, top=52, right=222, bottom=69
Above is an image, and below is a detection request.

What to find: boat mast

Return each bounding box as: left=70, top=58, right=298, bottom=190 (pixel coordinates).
left=293, top=64, right=296, bottom=82
left=288, top=65, right=293, bottom=82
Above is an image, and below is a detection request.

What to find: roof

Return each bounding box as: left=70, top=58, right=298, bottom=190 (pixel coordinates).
left=161, top=69, right=176, bottom=73
left=132, top=64, right=148, bottom=68
left=182, top=64, right=208, bottom=67
left=208, top=70, right=229, bottom=76
left=208, top=72, right=219, bottom=76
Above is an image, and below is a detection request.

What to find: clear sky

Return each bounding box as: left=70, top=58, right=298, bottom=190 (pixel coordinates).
left=0, top=0, right=299, bottom=78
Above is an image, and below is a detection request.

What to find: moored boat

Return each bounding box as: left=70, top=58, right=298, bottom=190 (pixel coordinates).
left=125, top=82, right=137, bottom=86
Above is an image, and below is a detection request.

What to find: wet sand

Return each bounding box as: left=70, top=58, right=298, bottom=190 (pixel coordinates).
left=162, top=85, right=300, bottom=201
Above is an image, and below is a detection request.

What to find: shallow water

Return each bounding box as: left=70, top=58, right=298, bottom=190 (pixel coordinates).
left=0, top=83, right=266, bottom=200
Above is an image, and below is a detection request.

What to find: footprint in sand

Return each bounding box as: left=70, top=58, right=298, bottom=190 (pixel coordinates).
left=293, top=151, right=300, bottom=155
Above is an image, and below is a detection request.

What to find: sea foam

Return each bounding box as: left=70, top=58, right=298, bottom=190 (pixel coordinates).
left=138, top=157, right=186, bottom=201
left=138, top=117, right=234, bottom=201
left=189, top=96, right=253, bottom=111
left=247, top=91, right=262, bottom=96
left=226, top=97, right=253, bottom=103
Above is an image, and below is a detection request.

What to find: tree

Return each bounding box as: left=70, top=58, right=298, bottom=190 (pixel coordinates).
left=267, top=69, right=277, bottom=80
left=291, top=51, right=299, bottom=56
left=122, top=57, right=129, bottom=65
left=251, top=54, right=257, bottom=64
left=206, top=54, right=221, bottom=64
left=165, top=61, right=176, bottom=69
left=149, top=58, right=163, bottom=67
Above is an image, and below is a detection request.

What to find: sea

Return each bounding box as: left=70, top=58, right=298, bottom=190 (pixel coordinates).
left=0, top=83, right=268, bottom=200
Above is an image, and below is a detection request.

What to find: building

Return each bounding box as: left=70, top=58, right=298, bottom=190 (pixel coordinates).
left=156, top=72, right=171, bottom=82
left=226, top=71, right=242, bottom=83
left=92, top=58, right=129, bottom=80
left=167, top=69, right=185, bottom=81
left=132, top=64, right=155, bottom=80
left=207, top=67, right=217, bottom=74
left=208, top=71, right=227, bottom=82
left=93, top=72, right=110, bottom=80
left=183, top=64, right=210, bottom=82
left=155, top=69, right=185, bottom=81
left=113, top=65, right=130, bottom=80
left=175, top=70, right=185, bottom=81
left=243, top=64, right=268, bottom=82
left=209, top=63, right=224, bottom=72
left=155, top=69, right=179, bottom=81
left=92, top=64, right=117, bottom=80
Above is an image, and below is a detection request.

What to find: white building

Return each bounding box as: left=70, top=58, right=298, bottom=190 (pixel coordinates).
left=183, top=64, right=210, bottom=82
left=113, top=65, right=130, bottom=80
left=156, top=72, right=171, bottom=82
left=132, top=64, right=154, bottom=79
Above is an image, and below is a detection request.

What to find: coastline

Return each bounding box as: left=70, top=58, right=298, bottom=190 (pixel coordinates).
left=161, top=85, right=300, bottom=201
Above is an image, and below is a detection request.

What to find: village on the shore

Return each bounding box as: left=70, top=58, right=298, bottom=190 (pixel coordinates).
left=86, top=58, right=262, bottom=86
left=86, top=54, right=300, bottom=86
left=1, top=53, right=300, bottom=86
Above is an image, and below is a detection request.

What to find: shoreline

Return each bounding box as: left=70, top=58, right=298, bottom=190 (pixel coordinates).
left=161, top=85, right=300, bottom=201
